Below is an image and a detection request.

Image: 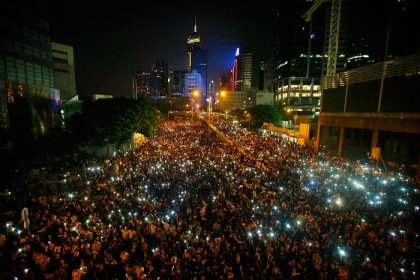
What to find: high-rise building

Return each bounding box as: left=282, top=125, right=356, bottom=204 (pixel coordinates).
left=218, top=74, right=232, bottom=93
left=135, top=71, right=158, bottom=97
left=271, top=1, right=343, bottom=119
left=52, top=42, right=76, bottom=102
left=274, top=2, right=326, bottom=82
left=186, top=19, right=207, bottom=95
left=218, top=90, right=255, bottom=112
left=275, top=77, right=321, bottom=115
left=172, top=70, right=187, bottom=97
left=232, top=48, right=253, bottom=91
left=183, top=70, right=204, bottom=98
left=264, top=54, right=275, bottom=92
left=151, top=60, right=169, bottom=97
left=208, top=80, right=215, bottom=98
left=186, top=20, right=201, bottom=72
left=0, top=2, right=61, bottom=145
left=135, top=60, right=169, bottom=98
left=258, top=61, right=266, bottom=91
left=191, top=49, right=207, bottom=93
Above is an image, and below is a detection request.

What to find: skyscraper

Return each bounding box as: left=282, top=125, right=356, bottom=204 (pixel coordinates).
left=0, top=2, right=61, bottom=145
left=274, top=2, right=326, bottom=81
left=135, top=71, right=158, bottom=97
left=231, top=48, right=253, bottom=91
left=264, top=54, right=275, bottom=92
left=183, top=70, right=204, bottom=98
left=258, top=61, right=266, bottom=90
left=271, top=1, right=342, bottom=118
left=52, top=42, right=76, bottom=102
left=186, top=20, right=200, bottom=72
left=151, top=60, right=169, bottom=97
left=172, top=70, right=187, bottom=97
left=186, top=19, right=207, bottom=95
left=135, top=60, right=169, bottom=98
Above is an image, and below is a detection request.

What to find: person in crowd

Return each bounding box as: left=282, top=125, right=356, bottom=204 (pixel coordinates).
left=0, top=118, right=418, bottom=279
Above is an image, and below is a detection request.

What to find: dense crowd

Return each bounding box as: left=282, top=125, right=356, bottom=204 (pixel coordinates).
left=0, top=118, right=419, bottom=279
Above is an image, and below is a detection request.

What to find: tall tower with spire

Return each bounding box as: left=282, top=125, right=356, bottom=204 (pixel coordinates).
left=186, top=18, right=207, bottom=96
left=187, top=17, right=202, bottom=71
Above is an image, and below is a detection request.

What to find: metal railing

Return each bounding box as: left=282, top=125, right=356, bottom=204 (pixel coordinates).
left=323, top=53, right=420, bottom=89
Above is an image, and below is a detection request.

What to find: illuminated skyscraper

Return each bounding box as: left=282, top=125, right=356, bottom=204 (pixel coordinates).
left=172, top=70, right=187, bottom=97
left=271, top=1, right=331, bottom=118
left=186, top=19, right=201, bottom=72
left=231, top=48, right=253, bottom=91
left=186, top=19, right=207, bottom=95
left=183, top=70, right=204, bottom=98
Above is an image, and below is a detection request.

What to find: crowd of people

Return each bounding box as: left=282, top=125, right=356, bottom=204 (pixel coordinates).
left=0, top=117, right=419, bottom=279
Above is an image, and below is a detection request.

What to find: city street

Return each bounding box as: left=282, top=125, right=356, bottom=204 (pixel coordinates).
left=1, top=119, right=418, bottom=279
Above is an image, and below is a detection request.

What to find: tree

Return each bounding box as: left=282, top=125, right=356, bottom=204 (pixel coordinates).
left=230, top=108, right=246, bottom=121
left=65, top=97, right=160, bottom=147
left=248, top=104, right=284, bottom=129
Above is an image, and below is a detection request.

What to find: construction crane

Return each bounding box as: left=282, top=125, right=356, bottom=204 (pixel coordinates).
left=303, top=0, right=342, bottom=79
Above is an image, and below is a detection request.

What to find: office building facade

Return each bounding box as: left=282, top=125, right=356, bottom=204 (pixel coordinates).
left=318, top=53, right=420, bottom=174
left=135, top=71, right=158, bottom=97
left=232, top=49, right=253, bottom=91
left=172, top=70, right=187, bottom=97
left=135, top=60, right=170, bottom=98
left=151, top=60, right=169, bottom=97
left=0, top=2, right=61, bottom=145
left=183, top=70, right=204, bottom=98
left=276, top=77, right=321, bottom=116
left=218, top=90, right=255, bottom=112
left=52, top=42, right=76, bottom=102
left=270, top=1, right=348, bottom=121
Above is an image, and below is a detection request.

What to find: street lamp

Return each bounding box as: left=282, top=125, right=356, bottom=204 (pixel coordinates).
left=190, top=89, right=201, bottom=119
left=186, top=103, right=193, bottom=120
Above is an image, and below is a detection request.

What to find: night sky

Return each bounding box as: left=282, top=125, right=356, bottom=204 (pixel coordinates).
left=47, top=0, right=278, bottom=98
left=47, top=0, right=419, bottom=99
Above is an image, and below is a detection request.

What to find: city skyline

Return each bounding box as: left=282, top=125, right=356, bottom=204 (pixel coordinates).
left=0, top=2, right=419, bottom=278
left=44, top=0, right=420, bottom=99
left=47, top=0, right=277, bottom=98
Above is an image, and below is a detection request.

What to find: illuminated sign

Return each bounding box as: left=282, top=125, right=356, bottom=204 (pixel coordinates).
left=187, top=37, right=200, bottom=44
